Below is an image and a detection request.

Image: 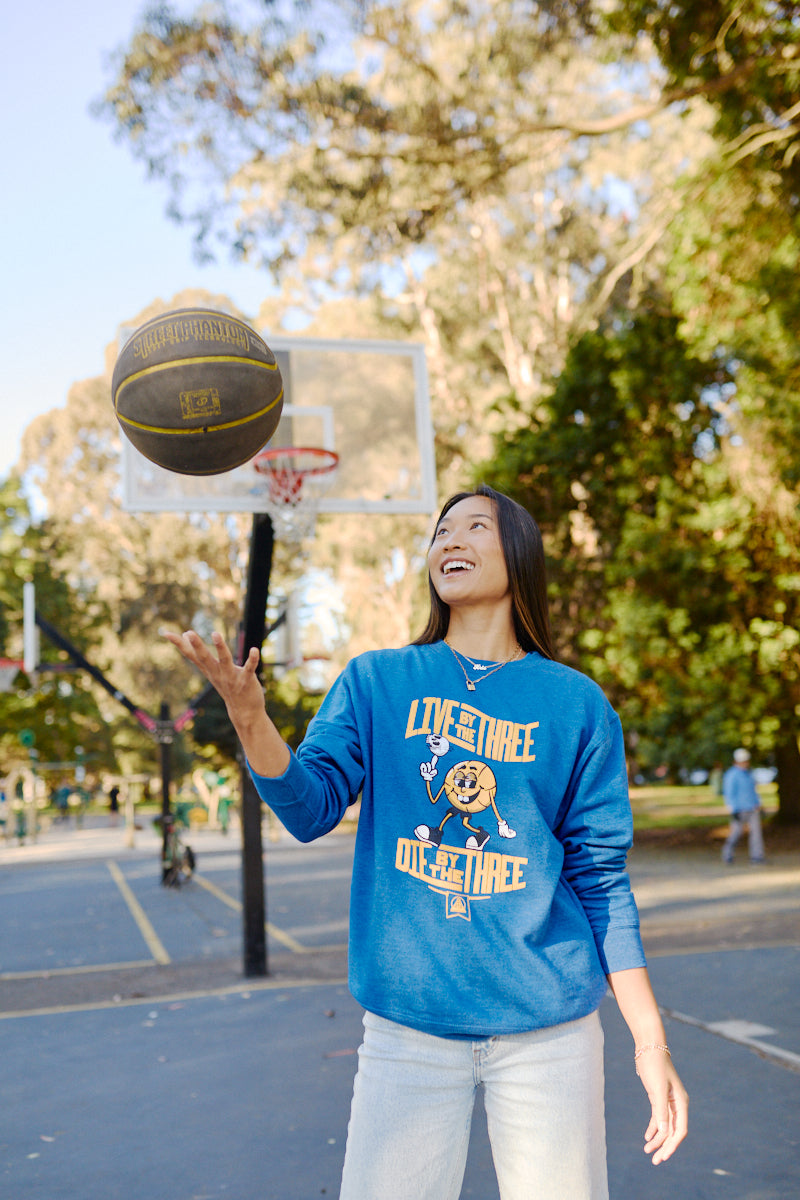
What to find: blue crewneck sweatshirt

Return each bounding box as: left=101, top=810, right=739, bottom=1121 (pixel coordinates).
left=250, top=643, right=645, bottom=1037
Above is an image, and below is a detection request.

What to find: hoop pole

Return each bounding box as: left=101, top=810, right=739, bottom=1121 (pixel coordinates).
left=239, top=512, right=274, bottom=978
left=159, top=701, right=172, bottom=883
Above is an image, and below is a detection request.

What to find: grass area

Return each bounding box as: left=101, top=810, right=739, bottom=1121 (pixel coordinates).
left=629, top=782, right=800, bottom=851
left=630, top=783, right=732, bottom=831
left=630, top=784, right=729, bottom=847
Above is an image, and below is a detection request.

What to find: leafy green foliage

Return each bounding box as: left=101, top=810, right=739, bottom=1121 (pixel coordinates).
left=0, top=476, right=116, bottom=778
left=96, top=1, right=672, bottom=290
left=486, top=305, right=800, bottom=818
left=9, top=4, right=799, bottom=822
left=487, top=307, right=726, bottom=650
left=610, top=1, right=800, bottom=191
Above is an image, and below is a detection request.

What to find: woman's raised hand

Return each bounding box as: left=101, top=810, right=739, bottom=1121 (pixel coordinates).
left=163, top=630, right=263, bottom=716
left=162, top=630, right=289, bottom=777
left=164, top=628, right=267, bottom=729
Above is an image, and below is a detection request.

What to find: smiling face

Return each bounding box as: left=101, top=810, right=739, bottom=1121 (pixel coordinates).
left=428, top=496, right=510, bottom=610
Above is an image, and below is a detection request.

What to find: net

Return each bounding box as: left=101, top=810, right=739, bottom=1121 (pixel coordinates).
left=253, top=447, right=339, bottom=543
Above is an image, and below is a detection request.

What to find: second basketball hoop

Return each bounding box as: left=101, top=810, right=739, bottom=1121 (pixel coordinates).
left=253, top=446, right=339, bottom=542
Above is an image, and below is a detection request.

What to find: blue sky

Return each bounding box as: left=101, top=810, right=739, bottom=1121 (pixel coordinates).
left=1, top=1, right=274, bottom=481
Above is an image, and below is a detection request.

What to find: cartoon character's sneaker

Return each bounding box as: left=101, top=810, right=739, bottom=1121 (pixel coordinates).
left=414, top=824, right=442, bottom=847
left=465, top=827, right=490, bottom=850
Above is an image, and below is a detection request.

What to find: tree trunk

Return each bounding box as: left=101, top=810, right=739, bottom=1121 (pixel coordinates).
left=774, top=730, right=800, bottom=825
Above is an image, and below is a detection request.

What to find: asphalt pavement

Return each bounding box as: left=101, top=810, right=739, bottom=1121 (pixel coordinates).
left=1, top=813, right=798, bottom=1199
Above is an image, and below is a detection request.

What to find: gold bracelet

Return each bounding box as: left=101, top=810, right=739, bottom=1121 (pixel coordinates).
left=634, top=1043, right=671, bottom=1059
left=634, top=1043, right=671, bottom=1075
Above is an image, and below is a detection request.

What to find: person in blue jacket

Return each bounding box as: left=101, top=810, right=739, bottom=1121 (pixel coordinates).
left=166, top=484, right=688, bottom=1199
left=721, top=748, right=765, bottom=864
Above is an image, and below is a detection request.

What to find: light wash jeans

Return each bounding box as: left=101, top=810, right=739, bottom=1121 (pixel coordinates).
left=722, top=807, right=765, bottom=863
left=339, top=1010, right=608, bottom=1200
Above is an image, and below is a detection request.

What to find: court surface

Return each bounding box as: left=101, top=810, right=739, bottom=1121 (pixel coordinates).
left=1, top=817, right=798, bottom=1199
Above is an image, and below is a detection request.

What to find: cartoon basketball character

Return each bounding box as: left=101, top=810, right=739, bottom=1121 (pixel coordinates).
left=415, top=737, right=516, bottom=850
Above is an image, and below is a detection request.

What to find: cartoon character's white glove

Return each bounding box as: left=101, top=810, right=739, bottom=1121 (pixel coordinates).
left=497, top=819, right=516, bottom=839
left=419, top=761, right=438, bottom=781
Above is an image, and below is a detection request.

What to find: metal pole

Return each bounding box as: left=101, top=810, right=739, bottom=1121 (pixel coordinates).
left=239, top=512, right=274, bottom=977
left=159, top=701, right=172, bottom=883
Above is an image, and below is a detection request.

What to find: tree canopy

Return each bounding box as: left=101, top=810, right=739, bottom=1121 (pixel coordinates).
left=485, top=301, right=800, bottom=818
left=7, top=1, right=799, bottom=818
left=0, top=476, right=115, bottom=781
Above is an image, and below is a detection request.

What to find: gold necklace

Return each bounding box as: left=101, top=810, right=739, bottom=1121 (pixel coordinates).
left=444, top=639, right=525, bottom=691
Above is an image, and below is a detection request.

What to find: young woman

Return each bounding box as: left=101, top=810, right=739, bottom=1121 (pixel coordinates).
left=165, top=484, right=688, bottom=1199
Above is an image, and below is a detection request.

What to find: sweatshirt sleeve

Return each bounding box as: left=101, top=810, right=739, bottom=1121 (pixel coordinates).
left=247, top=668, right=365, bottom=843
left=554, top=700, right=646, bottom=975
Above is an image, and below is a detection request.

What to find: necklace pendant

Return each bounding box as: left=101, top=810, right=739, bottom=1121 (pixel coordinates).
left=466, top=678, right=476, bottom=691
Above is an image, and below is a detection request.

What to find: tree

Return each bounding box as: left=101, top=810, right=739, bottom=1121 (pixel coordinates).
left=485, top=304, right=727, bottom=661
left=661, top=165, right=800, bottom=820
left=610, top=1, right=800, bottom=196
left=94, top=0, right=800, bottom=820
left=96, top=0, right=713, bottom=491
left=628, top=15, right=800, bottom=818
left=98, top=2, right=629, bottom=275
left=486, top=305, right=800, bottom=822
left=0, top=475, right=115, bottom=781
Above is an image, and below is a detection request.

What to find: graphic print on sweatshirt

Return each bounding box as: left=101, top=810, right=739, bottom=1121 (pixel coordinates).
left=397, top=694, right=538, bottom=921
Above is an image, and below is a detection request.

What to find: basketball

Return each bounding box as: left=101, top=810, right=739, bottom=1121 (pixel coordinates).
left=111, top=308, right=284, bottom=475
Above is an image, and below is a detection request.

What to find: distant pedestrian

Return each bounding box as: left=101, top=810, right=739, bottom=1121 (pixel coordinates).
left=54, top=784, right=70, bottom=822
left=722, top=749, right=765, bottom=865
left=108, top=784, right=120, bottom=827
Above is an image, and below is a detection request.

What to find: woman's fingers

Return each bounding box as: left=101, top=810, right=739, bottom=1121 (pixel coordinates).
left=163, top=629, right=231, bottom=682
left=642, top=1071, right=688, bottom=1164
left=162, top=629, right=264, bottom=714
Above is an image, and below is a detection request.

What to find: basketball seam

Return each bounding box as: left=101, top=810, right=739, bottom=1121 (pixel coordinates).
left=117, top=388, right=284, bottom=435
left=113, top=354, right=280, bottom=411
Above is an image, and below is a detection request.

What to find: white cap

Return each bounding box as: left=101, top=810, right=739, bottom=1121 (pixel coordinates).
left=733, top=748, right=751, bottom=764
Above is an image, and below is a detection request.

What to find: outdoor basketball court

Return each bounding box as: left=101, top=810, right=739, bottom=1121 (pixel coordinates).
left=16, top=328, right=440, bottom=979
left=5, top=323, right=798, bottom=1196
left=0, top=821, right=798, bottom=1199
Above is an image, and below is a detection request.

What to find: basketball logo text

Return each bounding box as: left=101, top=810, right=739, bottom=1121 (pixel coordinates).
left=180, top=388, right=222, bottom=419
left=132, top=315, right=269, bottom=361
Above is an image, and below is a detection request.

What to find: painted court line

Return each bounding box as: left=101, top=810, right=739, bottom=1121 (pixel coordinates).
left=646, top=936, right=800, bottom=958
left=664, top=1006, right=800, bottom=1074
left=0, top=974, right=350, bottom=1021
left=192, top=872, right=240, bottom=912
left=0, top=960, right=153, bottom=982
left=192, top=872, right=311, bottom=954
left=106, top=860, right=170, bottom=965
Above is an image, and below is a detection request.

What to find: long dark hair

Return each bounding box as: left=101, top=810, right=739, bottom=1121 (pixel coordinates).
left=412, top=484, right=555, bottom=659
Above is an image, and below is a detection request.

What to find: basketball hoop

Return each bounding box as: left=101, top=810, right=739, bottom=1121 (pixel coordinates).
left=253, top=446, right=339, bottom=542
left=0, top=659, right=22, bottom=693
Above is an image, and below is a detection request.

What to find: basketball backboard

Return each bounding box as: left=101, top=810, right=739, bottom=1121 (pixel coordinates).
left=120, top=335, right=436, bottom=517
